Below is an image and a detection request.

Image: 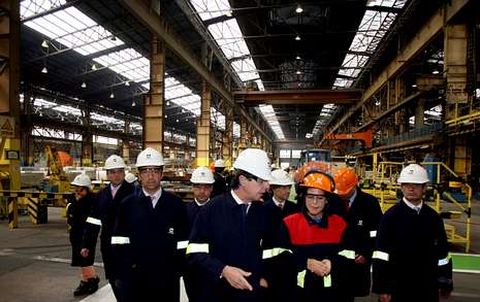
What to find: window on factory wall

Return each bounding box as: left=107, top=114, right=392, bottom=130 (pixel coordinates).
left=280, top=149, right=291, bottom=158
left=93, top=135, right=118, bottom=145
left=291, top=150, right=302, bottom=159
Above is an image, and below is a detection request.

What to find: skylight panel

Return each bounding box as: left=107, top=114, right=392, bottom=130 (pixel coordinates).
left=20, top=0, right=67, bottom=20
left=208, top=19, right=250, bottom=59
left=231, top=58, right=260, bottom=82
left=90, top=113, right=124, bottom=125
left=259, top=105, right=285, bottom=140
left=190, top=0, right=231, bottom=21
left=93, top=48, right=149, bottom=83
left=22, top=2, right=124, bottom=56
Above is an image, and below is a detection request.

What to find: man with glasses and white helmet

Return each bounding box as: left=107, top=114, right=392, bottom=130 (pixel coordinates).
left=265, top=169, right=299, bottom=220
left=111, top=147, right=188, bottom=302
left=187, top=148, right=292, bottom=302
left=81, top=154, right=135, bottom=299
left=184, top=166, right=215, bottom=302
left=372, top=163, right=453, bottom=302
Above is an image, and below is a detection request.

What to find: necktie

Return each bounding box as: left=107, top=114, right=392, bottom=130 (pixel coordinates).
left=278, top=202, right=284, bottom=210
left=241, top=203, right=248, bottom=219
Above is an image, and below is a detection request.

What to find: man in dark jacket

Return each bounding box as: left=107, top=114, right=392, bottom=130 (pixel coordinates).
left=334, top=167, right=383, bottom=301
left=264, top=169, right=299, bottom=220
left=81, top=155, right=134, bottom=299
left=187, top=148, right=292, bottom=302
left=111, top=147, right=188, bottom=302
left=372, top=164, right=453, bottom=302
left=67, top=174, right=99, bottom=297
left=184, top=166, right=215, bottom=302
left=212, top=159, right=227, bottom=197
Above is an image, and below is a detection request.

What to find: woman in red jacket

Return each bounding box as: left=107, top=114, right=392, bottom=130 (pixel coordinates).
left=283, top=171, right=351, bottom=302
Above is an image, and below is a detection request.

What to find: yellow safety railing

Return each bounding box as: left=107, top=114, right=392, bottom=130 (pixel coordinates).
left=422, top=162, right=472, bottom=252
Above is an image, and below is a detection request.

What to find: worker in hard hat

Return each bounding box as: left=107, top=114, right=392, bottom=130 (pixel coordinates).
left=265, top=169, right=299, bottom=219
left=372, top=164, right=453, bottom=302
left=283, top=170, right=351, bottom=302
left=81, top=155, right=135, bottom=300
left=184, top=166, right=215, bottom=302
left=263, top=168, right=299, bottom=302
left=211, top=158, right=227, bottom=197
left=66, top=174, right=100, bottom=297
left=333, top=167, right=382, bottom=301
left=110, top=147, right=188, bottom=302
left=187, top=148, right=292, bottom=302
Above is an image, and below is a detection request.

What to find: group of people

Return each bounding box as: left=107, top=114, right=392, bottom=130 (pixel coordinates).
left=66, top=147, right=453, bottom=302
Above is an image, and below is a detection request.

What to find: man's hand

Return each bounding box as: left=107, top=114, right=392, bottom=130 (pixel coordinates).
left=354, top=254, right=367, bottom=264
left=378, top=293, right=391, bottom=302
left=307, top=258, right=331, bottom=277
left=221, top=265, right=253, bottom=291
left=260, top=278, right=269, bottom=288
left=80, top=248, right=89, bottom=258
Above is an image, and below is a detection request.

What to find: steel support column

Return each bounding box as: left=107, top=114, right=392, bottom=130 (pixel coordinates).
left=0, top=0, right=20, bottom=229
left=222, top=107, right=233, bottom=167
left=415, top=99, right=425, bottom=128
left=81, top=109, right=93, bottom=166
left=144, top=36, right=165, bottom=153
left=196, top=81, right=211, bottom=167
left=444, top=23, right=471, bottom=177
left=122, top=120, right=131, bottom=164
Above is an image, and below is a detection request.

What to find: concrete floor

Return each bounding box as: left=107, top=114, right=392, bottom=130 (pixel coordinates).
left=1, top=203, right=479, bottom=302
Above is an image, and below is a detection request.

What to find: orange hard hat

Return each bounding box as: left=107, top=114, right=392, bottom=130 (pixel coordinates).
left=294, top=161, right=333, bottom=184
left=300, top=171, right=335, bottom=193
left=334, top=167, right=358, bottom=196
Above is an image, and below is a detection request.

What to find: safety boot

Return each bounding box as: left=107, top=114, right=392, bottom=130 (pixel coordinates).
left=73, top=280, right=90, bottom=296
left=86, top=276, right=100, bottom=294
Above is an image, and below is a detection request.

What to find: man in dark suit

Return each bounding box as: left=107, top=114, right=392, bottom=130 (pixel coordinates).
left=264, top=169, right=298, bottom=220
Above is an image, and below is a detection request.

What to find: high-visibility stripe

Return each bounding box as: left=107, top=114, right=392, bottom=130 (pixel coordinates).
left=297, top=270, right=306, bottom=288
left=186, top=243, right=209, bottom=254
left=372, top=250, right=389, bottom=261
left=323, top=274, right=332, bottom=288
left=262, top=247, right=292, bottom=259
left=438, top=254, right=451, bottom=266
left=177, top=240, right=189, bottom=250
left=86, top=217, right=102, bottom=226
left=111, top=236, right=130, bottom=244
left=338, top=249, right=356, bottom=259
left=370, top=230, right=377, bottom=237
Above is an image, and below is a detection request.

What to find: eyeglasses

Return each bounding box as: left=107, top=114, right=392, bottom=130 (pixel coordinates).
left=305, top=194, right=326, bottom=203
left=139, top=168, right=162, bottom=175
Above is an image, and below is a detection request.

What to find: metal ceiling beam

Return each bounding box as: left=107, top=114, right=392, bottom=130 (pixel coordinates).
left=119, top=0, right=271, bottom=142
left=234, top=89, right=362, bottom=105
left=324, top=0, right=470, bottom=137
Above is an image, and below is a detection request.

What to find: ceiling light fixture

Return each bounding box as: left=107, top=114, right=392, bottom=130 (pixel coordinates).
left=295, top=5, right=303, bottom=14
left=125, top=81, right=130, bottom=86
left=295, top=55, right=301, bottom=60
left=91, top=64, right=97, bottom=71
left=295, top=35, right=301, bottom=41
left=41, top=40, right=49, bottom=48
left=110, top=92, right=115, bottom=99
left=81, top=81, right=87, bottom=88
left=296, top=70, right=302, bottom=75
left=41, top=66, right=48, bottom=74
left=131, top=100, right=136, bottom=107
left=225, top=9, right=233, bottom=17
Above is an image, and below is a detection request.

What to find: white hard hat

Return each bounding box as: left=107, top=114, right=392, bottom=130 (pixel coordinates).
left=190, top=166, right=215, bottom=184
left=214, top=159, right=225, bottom=168
left=398, top=163, right=429, bottom=184
left=136, top=147, right=164, bottom=168
left=71, top=174, right=92, bottom=188
left=270, top=169, right=293, bottom=186
left=233, top=148, right=271, bottom=180
left=125, top=172, right=137, bottom=184
left=104, top=154, right=127, bottom=170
